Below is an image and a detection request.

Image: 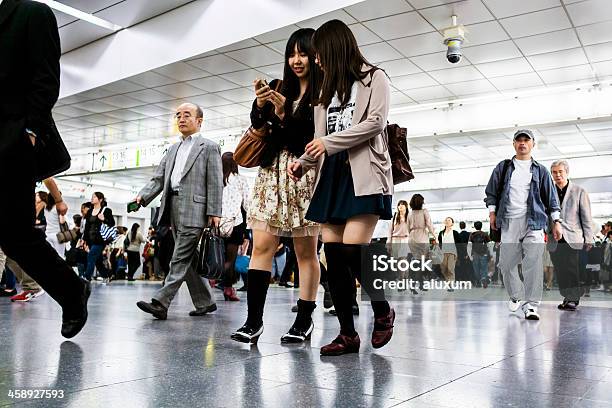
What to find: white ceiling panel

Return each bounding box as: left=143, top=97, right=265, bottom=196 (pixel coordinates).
left=125, top=89, right=174, bottom=104
left=527, top=48, right=589, bottom=71
left=388, top=32, right=446, bottom=57
left=576, top=21, right=612, bottom=46
left=78, top=100, right=118, bottom=114
left=565, top=0, right=612, bottom=26
left=128, top=71, right=177, bottom=88
left=360, top=42, right=404, bottom=63
left=488, top=72, right=544, bottom=90
left=583, top=42, right=612, bottom=63
left=217, top=39, right=261, bottom=53
left=128, top=105, right=171, bottom=117
left=538, top=64, right=596, bottom=84
left=214, top=88, right=254, bottom=103
left=220, top=70, right=268, bottom=87
left=390, top=91, right=415, bottom=106
left=187, top=54, right=249, bottom=75
left=515, top=29, right=582, bottom=56
left=258, top=64, right=285, bottom=79
left=226, top=46, right=284, bottom=68
left=105, top=110, right=148, bottom=122
left=419, top=0, right=495, bottom=30
left=210, top=104, right=251, bottom=117
left=97, top=80, right=145, bottom=95
left=94, top=0, right=193, bottom=27
left=403, top=85, right=454, bottom=102
left=391, top=73, right=439, bottom=90
left=54, top=105, right=95, bottom=118
left=190, top=93, right=234, bottom=108
left=428, top=66, right=484, bottom=83
left=410, top=52, right=472, bottom=71
left=475, top=57, right=533, bottom=78
left=408, top=0, right=458, bottom=9
left=482, top=0, right=561, bottom=19
left=500, top=7, right=572, bottom=38
left=463, top=40, right=523, bottom=64
left=463, top=21, right=509, bottom=46
left=592, top=60, right=612, bottom=76
left=53, top=10, right=77, bottom=27
left=59, top=20, right=112, bottom=53
left=444, top=79, right=497, bottom=96
left=254, top=25, right=300, bottom=44
left=345, top=0, right=413, bottom=21
left=296, top=9, right=357, bottom=28
left=377, top=59, right=422, bottom=77
left=362, top=12, right=433, bottom=40
left=190, top=76, right=240, bottom=93
left=154, top=62, right=211, bottom=82
left=99, top=95, right=144, bottom=109
left=348, top=24, right=384, bottom=46
left=153, top=83, right=206, bottom=98
left=266, top=40, right=287, bottom=55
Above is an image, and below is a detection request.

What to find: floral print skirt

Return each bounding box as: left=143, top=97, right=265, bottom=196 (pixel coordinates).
left=247, top=149, right=320, bottom=237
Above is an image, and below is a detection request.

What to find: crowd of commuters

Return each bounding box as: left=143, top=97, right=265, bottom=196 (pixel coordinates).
left=1, top=0, right=610, bottom=356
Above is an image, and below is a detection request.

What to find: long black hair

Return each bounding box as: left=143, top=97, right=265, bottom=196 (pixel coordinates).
left=393, top=200, right=409, bottom=226
left=222, top=152, right=239, bottom=186
left=312, top=19, right=373, bottom=107
left=280, top=28, right=321, bottom=118
left=130, top=223, right=140, bottom=242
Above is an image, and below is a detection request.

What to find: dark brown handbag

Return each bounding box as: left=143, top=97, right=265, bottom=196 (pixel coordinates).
left=386, top=123, right=414, bottom=185
left=56, top=222, right=79, bottom=244
left=234, top=80, right=283, bottom=168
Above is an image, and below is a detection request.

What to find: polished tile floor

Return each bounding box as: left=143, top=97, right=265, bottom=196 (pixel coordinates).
left=1, top=282, right=611, bottom=408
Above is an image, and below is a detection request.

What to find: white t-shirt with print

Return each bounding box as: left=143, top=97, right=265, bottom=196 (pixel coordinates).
left=326, top=83, right=358, bottom=135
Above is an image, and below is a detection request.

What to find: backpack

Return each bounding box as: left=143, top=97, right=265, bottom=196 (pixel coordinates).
left=470, top=231, right=488, bottom=256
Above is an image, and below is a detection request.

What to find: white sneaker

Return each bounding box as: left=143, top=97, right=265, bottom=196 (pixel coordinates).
left=524, top=306, right=540, bottom=320
left=31, top=289, right=45, bottom=299
left=508, top=299, right=522, bottom=312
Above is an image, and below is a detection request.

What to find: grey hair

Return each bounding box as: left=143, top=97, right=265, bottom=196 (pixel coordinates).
left=551, top=159, right=570, bottom=174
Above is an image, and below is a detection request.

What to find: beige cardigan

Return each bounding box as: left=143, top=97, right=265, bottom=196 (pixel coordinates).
left=298, top=67, right=393, bottom=197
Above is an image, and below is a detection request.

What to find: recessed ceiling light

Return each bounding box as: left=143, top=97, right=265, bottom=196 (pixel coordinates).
left=34, top=0, right=122, bottom=31
left=557, top=144, right=594, bottom=154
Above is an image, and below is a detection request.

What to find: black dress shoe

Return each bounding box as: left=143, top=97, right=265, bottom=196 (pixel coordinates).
left=281, top=321, right=314, bottom=343
left=237, top=286, right=247, bottom=292
left=231, top=323, right=263, bottom=344
left=61, top=279, right=91, bottom=339
left=0, top=288, right=17, bottom=297
left=189, top=304, right=217, bottom=316
left=136, top=299, right=168, bottom=320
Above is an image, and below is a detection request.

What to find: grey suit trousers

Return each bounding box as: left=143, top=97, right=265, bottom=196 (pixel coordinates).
left=153, top=196, right=213, bottom=309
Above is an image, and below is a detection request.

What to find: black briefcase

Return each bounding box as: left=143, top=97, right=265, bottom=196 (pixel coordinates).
left=33, top=121, right=71, bottom=181
left=198, top=227, right=225, bottom=280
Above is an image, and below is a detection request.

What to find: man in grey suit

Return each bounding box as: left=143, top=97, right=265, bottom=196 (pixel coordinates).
left=135, top=103, right=223, bottom=319
left=548, top=159, right=595, bottom=311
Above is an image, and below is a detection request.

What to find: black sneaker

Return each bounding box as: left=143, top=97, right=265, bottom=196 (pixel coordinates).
left=280, top=321, right=314, bottom=343
left=231, top=323, right=263, bottom=344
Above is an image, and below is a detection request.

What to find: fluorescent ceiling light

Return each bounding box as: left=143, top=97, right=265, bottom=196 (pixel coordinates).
left=557, top=144, right=594, bottom=154
left=35, top=0, right=122, bottom=31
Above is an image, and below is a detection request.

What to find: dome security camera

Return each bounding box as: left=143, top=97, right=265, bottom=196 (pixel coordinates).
left=442, top=15, right=466, bottom=65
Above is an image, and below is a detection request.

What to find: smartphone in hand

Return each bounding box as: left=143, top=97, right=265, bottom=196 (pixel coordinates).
left=256, top=78, right=269, bottom=90
left=127, top=200, right=141, bottom=213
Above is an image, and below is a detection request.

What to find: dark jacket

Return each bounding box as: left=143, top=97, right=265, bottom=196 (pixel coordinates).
left=485, top=157, right=560, bottom=230
left=83, top=207, right=116, bottom=246
left=250, top=79, right=315, bottom=168
left=0, top=0, right=61, bottom=155
left=438, top=229, right=460, bottom=251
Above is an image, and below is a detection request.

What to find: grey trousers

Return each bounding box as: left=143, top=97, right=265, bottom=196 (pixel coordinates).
left=152, top=197, right=213, bottom=310
left=499, top=217, right=544, bottom=308
left=1, top=250, right=41, bottom=291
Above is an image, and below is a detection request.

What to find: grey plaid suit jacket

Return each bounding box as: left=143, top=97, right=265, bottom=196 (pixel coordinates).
left=547, top=181, right=595, bottom=251
left=139, top=135, right=223, bottom=228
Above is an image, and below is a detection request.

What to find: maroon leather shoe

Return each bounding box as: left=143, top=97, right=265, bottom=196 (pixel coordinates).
left=371, top=308, right=395, bottom=349
left=320, top=334, right=360, bottom=356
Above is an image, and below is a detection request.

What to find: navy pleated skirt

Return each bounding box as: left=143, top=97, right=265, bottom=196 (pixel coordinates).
left=306, top=151, right=392, bottom=225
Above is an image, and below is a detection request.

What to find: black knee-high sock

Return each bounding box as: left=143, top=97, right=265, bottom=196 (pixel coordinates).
left=342, top=243, right=390, bottom=318
left=246, top=269, right=271, bottom=327
left=324, top=242, right=357, bottom=337
left=293, top=298, right=316, bottom=331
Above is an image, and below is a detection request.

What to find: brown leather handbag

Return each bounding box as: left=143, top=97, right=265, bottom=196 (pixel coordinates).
left=386, top=123, right=414, bottom=185
left=234, top=80, right=283, bottom=168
